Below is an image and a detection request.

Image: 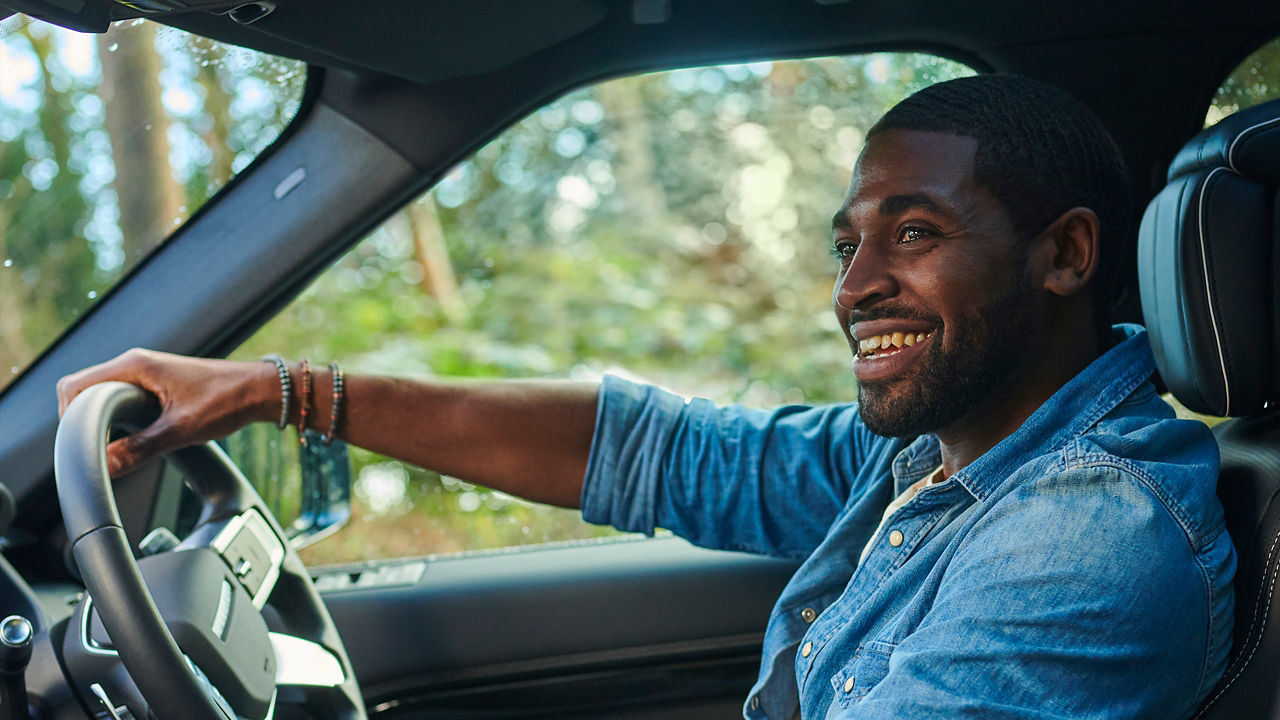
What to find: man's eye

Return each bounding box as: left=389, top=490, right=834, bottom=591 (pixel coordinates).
left=831, top=241, right=858, bottom=259
left=898, top=226, right=931, bottom=244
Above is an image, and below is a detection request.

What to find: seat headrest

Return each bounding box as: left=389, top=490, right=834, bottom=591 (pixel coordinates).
left=1138, top=98, right=1280, bottom=417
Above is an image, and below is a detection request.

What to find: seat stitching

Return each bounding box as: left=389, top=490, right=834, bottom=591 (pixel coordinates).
left=1196, top=167, right=1232, bottom=416
left=1190, top=523, right=1280, bottom=719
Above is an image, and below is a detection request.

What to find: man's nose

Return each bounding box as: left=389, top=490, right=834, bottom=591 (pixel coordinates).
left=833, top=242, right=898, bottom=310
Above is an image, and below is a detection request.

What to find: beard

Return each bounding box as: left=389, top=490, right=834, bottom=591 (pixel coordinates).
left=855, top=270, right=1038, bottom=439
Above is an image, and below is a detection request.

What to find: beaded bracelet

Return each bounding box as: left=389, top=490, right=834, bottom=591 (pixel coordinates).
left=325, top=361, right=345, bottom=445
left=261, top=354, right=292, bottom=430
left=297, top=358, right=312, bottom=447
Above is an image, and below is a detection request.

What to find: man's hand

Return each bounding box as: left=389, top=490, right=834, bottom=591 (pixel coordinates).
left=56, top=348, right=277, bottom=477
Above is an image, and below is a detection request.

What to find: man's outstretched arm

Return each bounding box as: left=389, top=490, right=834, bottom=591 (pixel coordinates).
left=55, top=348, right=598, bottom=508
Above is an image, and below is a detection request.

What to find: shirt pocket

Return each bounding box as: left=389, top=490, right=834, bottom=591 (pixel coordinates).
left=826, top=639, right=896, bottom=714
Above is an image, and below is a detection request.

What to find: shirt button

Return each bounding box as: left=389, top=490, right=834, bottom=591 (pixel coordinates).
left=801, top=641, right=813, bottom=658
left=750, top=695, right=759, bottom=710
left=844, top=676, right=856, bottom=693
left=888, top=529, right=904, bottom=547
left=800, top=607, right=817, bottom=623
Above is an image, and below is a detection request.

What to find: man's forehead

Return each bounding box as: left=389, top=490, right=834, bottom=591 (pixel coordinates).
left=837, top=130, right=982, bottom=221
left=832, top=193, right=951, bottom=231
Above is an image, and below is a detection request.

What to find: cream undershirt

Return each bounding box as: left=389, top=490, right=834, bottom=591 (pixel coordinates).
left=857, top=465, right=946, bottom=565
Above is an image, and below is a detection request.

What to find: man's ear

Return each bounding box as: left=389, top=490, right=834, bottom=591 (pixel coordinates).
left=1036, top=207, right=1099, bottom=297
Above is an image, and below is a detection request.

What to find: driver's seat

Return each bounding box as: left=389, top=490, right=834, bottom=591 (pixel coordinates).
left=1138, top=96, right=1280, bottom=719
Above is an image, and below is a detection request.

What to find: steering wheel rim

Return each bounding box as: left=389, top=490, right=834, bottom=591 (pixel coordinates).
left=55, top=381, right=367, bottom=720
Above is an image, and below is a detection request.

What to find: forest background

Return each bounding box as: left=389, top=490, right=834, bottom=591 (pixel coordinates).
left=1, top=16, right=1272, bottom=565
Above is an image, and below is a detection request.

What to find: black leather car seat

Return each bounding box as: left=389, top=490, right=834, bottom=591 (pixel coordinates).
left=1138, top=97, right=1280, bottom=719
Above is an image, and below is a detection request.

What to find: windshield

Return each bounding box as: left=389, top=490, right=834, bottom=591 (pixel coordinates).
left=0, top=14, right=305, bottom=391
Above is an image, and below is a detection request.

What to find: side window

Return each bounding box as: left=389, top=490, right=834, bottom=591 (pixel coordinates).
left=230, top=54, right=975, bottom=566
left=1206, top=35, right=1280, bottom=125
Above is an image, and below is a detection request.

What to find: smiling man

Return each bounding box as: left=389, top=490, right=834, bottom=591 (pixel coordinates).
left=59, top=75, right=1235, bottom=719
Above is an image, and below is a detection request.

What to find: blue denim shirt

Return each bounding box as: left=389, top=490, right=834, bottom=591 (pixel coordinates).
left=581, top=325, right=1235, bottom=719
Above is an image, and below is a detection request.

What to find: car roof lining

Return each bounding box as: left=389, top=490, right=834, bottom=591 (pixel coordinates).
left=142, top=2, right=1271, bottom=84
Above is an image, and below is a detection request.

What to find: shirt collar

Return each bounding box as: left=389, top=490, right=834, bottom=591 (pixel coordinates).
left=890, top=324, right=1155, bottom=501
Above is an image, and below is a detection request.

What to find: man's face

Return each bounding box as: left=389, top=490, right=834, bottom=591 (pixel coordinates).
left=831, top=130, right=1043, bottom=438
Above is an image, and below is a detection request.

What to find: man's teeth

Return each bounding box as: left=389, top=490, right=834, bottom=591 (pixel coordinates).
left=858, top=331, right=932, bottom=356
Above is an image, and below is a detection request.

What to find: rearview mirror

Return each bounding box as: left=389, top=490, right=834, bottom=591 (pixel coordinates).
left=294, top=430, right=352, bottom=547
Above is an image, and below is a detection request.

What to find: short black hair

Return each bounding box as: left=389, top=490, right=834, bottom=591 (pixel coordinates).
left=867, top=74, right=1132, bottom=345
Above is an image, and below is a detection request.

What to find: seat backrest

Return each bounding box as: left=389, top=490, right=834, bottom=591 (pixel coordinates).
left=1138, top=97, right=1280, bottom=719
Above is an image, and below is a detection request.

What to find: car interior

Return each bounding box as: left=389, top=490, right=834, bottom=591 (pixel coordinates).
left=3, top=1, right=1280, bottom=719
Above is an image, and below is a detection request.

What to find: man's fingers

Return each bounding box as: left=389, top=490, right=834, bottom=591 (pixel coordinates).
left=106, top=420, right=177, bottom=477
left=55, top=369, right=104, bottom=416
left=56, top=348, right=155, bottom=417
left=56, top=372, right=87, bottom=416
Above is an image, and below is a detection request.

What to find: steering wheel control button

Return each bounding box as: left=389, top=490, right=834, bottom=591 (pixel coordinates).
left=800, top=607, right=817, bottom=623
left=212, top=511, right=285, bottom=608
left=212, top=580, right=234, bottom=640
left=223, top=533, right=270, bottom=595
left=888, top=530, right=905, bottom=547
left=801, top=641, right=813, bottom=658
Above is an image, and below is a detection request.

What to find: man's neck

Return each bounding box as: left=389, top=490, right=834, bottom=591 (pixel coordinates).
left=934, top=322, right=1103, bottom=477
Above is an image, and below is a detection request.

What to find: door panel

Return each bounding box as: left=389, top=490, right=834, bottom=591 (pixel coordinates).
left=316, top=537, right=799, bottom=718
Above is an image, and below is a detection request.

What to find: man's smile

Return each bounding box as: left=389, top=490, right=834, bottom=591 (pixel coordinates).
left=854, top=329, right=935, bottom=359
left=849, top=319, right=937, bottom=383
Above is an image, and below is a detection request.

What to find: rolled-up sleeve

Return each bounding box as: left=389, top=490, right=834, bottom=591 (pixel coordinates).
left=580, top=375, right=689, bottom=534
left=581, top=375, right=870, bottom=559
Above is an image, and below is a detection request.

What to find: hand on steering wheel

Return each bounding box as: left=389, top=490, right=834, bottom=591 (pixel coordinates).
left=56, top=349, right=278, bottom=478
left=55, top=382, right=366, bottom=720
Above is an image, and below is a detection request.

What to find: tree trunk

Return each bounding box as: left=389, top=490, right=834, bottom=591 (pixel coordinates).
left=406, top=198, right=465, bottom=321
left=97, top=22, right=183, bottom=262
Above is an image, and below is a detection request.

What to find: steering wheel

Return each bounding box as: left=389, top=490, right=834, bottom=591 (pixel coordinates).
left=54, top=381, right=367, bottom=720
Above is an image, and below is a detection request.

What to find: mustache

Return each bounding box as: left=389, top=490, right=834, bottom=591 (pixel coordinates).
left=846, top=303, right=941, bottom=326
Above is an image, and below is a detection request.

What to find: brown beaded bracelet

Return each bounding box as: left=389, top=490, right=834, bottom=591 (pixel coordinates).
left=296, top=358, right=312, bottom=447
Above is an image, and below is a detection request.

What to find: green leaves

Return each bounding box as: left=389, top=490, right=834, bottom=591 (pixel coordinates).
left=234, top=53, right=977, bottom=564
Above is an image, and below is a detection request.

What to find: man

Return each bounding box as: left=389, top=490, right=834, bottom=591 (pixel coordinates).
left=58, top=75, right=1234, bottom=719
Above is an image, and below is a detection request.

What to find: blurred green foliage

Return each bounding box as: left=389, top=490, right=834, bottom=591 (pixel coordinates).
left=25, top=18, right=1266, bottom=568
left=0, top=17, right=303, bottom=388
left=1207, top=35, right=1280, bottom=125
left=230, top=54, right=977, bottom=565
